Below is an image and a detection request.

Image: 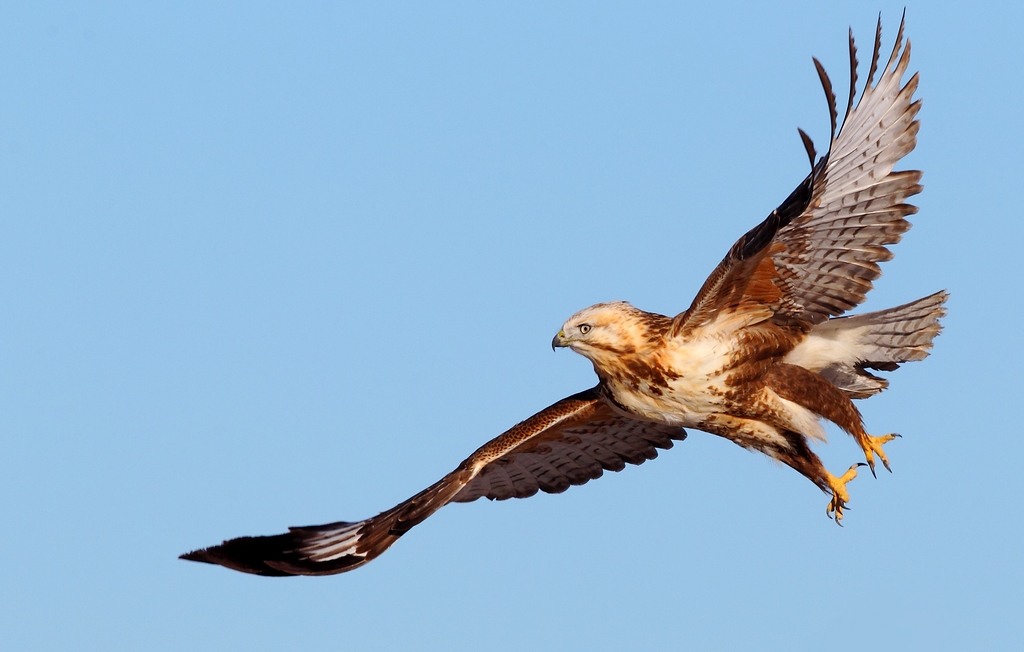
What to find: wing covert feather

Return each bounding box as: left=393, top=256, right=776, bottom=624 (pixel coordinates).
left=454, top=390, right=686, bottom=502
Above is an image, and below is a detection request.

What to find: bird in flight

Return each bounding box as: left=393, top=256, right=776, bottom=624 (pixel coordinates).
left=182, top=16, right=945, bottom=576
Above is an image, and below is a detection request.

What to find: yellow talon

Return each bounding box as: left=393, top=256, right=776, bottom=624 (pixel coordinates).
left=825, top=463, right=862, bottom=526
left=861, top=433, right=901, bottom=476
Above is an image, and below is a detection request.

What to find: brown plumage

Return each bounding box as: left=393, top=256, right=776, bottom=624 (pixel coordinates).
left=182, top=389, right=684, bottom=576
left=181, top=15, right=945, bottom=576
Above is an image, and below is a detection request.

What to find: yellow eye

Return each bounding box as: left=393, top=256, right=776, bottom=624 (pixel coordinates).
left=579, top=324, right=592, bottom=334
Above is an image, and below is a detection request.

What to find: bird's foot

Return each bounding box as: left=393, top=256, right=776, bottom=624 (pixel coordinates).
left=860, top=433, right=901, bottom=477
left=825, top=463, right=863, bottom=526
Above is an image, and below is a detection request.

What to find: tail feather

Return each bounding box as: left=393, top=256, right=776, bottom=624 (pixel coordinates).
left=784, top=290, right=948, bottom=399
left=834, top=290, right=947, bottom=365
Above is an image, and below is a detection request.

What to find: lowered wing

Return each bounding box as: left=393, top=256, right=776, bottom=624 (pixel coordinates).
left=180, top=388, right=684, bottom=576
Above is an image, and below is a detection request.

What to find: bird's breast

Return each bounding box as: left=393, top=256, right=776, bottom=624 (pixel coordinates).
left=598, top=335, right=735, bottom=428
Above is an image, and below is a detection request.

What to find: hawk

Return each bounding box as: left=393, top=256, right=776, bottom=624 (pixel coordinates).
left=182, top=17, right=945, bottom=576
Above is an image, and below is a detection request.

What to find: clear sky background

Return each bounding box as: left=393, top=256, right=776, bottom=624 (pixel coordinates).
left=2, top=2, right=1021, bottom=650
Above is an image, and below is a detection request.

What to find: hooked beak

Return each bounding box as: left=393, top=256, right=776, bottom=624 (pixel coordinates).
left=551, top=330, right=567, bottom=351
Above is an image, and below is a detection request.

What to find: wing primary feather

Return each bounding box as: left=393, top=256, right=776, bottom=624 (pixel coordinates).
left=866, top=14, right=882, bottom=91
left=845, top=28, right=858, bottom=123
left=884, top=12, right=906, bottom=76
left=812, top=57, right=838, bottom=143
left=797, top=128, right=817, bottom=170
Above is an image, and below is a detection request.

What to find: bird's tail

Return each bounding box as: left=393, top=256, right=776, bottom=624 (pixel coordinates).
left=180, top=468, right=472, bottom=576
left=788, top=291, right=948, bottom=399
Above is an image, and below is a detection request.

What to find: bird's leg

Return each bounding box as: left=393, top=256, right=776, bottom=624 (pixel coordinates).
left=825, top=463, right=863, bottom=525
left=854, top=432, right=901, bottom=476
left=763, top=364, right=903, bottom=478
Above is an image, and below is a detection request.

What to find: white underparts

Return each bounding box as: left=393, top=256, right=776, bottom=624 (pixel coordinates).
left=783, top=321, right=869, bottom=371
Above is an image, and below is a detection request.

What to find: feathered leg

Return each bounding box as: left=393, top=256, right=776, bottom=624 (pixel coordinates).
left=766, top=363, right=899, bottom=476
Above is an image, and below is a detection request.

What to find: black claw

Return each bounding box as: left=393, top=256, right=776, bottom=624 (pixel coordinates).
left=868, top=463, right=877, bottom=479
left=893, top=433, right=903, bottom=439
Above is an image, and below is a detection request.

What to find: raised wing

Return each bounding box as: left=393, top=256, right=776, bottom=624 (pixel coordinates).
left=180, top=388, right=685, bottom=576
left=674, top=16, right=921, bottom=336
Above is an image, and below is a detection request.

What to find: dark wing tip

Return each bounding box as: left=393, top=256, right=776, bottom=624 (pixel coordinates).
left=180, top=548, right=210, bottom=563
left=886, top=12, right=907, bottom=73
left=845, top=26, right=859, bottom=122
left=180, top=472, right=471, bottom=577
left=797, top=128, right=817, bottom=169
left=866, top=14, right=883, bottom=89
left=179, top=530, right=370, bottom=577
left=180, top=534, right=301, bottom=576
left=812, top=57, right=838, bottom=142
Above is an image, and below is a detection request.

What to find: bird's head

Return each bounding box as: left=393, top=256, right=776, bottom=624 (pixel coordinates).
left=551, top=301, right=656, bottom=362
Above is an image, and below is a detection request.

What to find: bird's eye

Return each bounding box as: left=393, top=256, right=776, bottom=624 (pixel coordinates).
left=579, top=324, right=592, bottom=334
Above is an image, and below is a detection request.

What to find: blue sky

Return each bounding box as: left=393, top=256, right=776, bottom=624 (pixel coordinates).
left=2, top=2, right=1021, bottom=650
